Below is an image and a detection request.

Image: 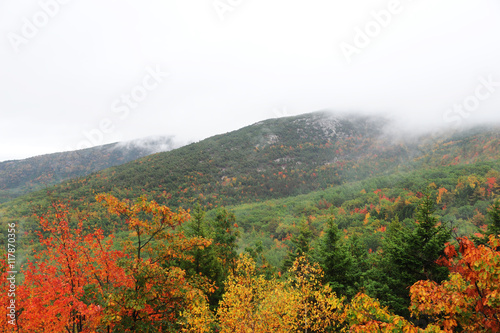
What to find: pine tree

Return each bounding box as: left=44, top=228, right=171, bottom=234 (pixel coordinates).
left=475, top=199, right=500, bottom=248
left=212, top=207, right=239, bottom=275
left=315, top=216, right=355, bottom=297
left=283, top=218, right=312, bottom=271
left=486, top=199, right=500, bottom=238
left=183, top=204, right=224, bottom=308
left=372, top=193, right=450, bottom=318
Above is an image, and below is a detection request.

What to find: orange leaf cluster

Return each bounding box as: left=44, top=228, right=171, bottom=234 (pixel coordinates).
left=410, top=236, right=500, bottom=332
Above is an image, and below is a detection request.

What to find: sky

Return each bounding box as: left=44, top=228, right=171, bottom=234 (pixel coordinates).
left=1, top=0, right=500, bottom=162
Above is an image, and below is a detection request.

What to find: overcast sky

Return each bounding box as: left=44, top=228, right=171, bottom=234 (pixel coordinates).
left=1, top=0, right=500, bottom=162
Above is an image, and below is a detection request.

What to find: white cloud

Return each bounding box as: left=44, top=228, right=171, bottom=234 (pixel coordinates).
left=1, top=0, right=500, bottom=161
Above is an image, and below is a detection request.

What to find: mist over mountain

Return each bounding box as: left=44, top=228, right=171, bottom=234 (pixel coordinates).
left=3, top=111, right=498, bottom=212
left=0, top=136, right=181, bottom=203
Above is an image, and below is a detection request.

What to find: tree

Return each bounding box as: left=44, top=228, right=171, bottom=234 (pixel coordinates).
left=283, top=218, right=313, bottom=271
left=0, top=196, right=213, bottom=332
left=213, top=254, right=345, bottom=333
left=1, top=202, right=122, bottom=332
left=345, top=293, right=442, bottom=332
left=412, top=193, right=451, bottom=282
left=287, top=256, right=346, bottom=333
left=211, top=207, right=239, bottom=275
left=474, top=199, right=500, bottom=247
left=314, top=216, right=356, bottom=297
left=215, top=254, right=298, bottom=333
left=486, top=199, right=500, bottom=239
left=182, top=204, right=225, bottom=308
left=410, top=236, right=500, bottom=332
left=96, top=194, right=213, bottom=332
left=372, top=193, right=451, bottom=317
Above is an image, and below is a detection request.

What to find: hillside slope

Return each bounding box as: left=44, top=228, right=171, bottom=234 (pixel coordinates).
left=0, top=111, right=499, bottom=260
left=0, top=136, right=180, bottom=203
left=16, top=112, right=390, bottom=207
left=4, top=111, right=499, bottom=212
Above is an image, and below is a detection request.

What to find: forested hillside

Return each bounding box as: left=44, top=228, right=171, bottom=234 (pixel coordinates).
left=0, top=136, right=179, bottom=203
left=5, top=112, right=500, bottom=210
left=1, top=112, right=500, bottom=332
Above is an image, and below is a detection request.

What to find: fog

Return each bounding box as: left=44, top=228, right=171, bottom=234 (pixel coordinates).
left=1, top=0, right=500, bottom=161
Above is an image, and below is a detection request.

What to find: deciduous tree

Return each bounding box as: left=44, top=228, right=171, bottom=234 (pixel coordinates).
left=410, top=236, right=500, bottom=332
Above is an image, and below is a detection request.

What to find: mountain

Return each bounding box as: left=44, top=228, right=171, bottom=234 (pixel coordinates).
left=3, top=111, right=499, bottom=220
left=2, top=111, right=499, bottom=330
left=0, top=136, right=181, bottom=203
left=0, top=110, right=499, bottom=278
left=8, top=112, right=390, bottom=208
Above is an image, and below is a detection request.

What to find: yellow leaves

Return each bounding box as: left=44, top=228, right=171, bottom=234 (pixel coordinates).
left=467, top=175, right=480, bottom=189
left=289, top=256, right=324, bottom=287
left=96, top=193, right=129, bottom=215
left=485, top=289, right=500, bottom=307
left=212, top=255, right=346, bottom=333
left=219, top=255, right=278, bottom=330
left=363, top=213, right=370, bottom=225
left=92, top=194, right=214, bottom=329
left=436, top=187, right=448, bottom=204
left=346, top=293, right=423, bottom=332
left=181, top=295, right=214, bottom=333
left=489, top=234, right=500, bottom=249
left=96, top=193, right=191, bottom=240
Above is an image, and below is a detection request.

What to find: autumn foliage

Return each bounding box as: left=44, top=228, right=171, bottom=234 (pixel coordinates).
left=3, top=194, right=500, bottom=332
left=1, top=195, right=211, bottom=332
left=410, top=236, right=500, bottom=332
left=183, top=254, right=447, bottom=332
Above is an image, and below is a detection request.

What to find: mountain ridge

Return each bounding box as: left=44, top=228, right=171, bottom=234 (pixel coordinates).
left=0, top=136, right=181, bottom=203
left=4, top=111, right=499, bottom=211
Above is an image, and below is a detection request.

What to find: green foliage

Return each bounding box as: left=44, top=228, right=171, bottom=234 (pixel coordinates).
left=181, top=204, right=225, bottom=308
left=368, top=193, right=451, bottom=318
left=474, top=199, right=500, bottom=247
left=0, top=140, right=172, bottom=203
left=314, top=216, right=358, bottom=298
left=283, top=218, right=313, bottom=271
left=212, top=208, right=240, bottom=274
left=486, top=199, right=500, bottom=237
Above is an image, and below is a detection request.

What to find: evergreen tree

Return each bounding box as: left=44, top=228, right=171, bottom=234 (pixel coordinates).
left=182, top=204, right=225, bottom=308
left=244, top=239, right=275, bottom=279
left=475, top=199, right=500, bottom=248
left=212, top=207, right=240, bottom=275
left=184, top=204, right=213, bottom=273
left=315, top=216, right=356, bottom=297
left=486, top=199, right=500, bottom=238
left=371, top=193, right=451, bottom=318
left=283, top=218, right=312, bottom=271
left=347, top=233, right=370, bottom=278
left=180, top=206, right=240, bottom=308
